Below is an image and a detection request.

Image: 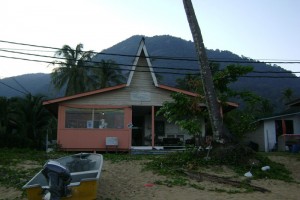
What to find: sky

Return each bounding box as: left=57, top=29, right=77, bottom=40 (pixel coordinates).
left=0, top=0, right=299, bottom=78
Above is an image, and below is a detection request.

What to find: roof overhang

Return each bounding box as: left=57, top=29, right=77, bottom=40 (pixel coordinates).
left=43, top=84, right=127, bottom=116
left=255, top=112, right=300, bottom=122
left=158, top=84, right=238, bottom=112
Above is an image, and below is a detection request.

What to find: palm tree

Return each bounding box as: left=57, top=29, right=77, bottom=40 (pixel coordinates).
left=281, top=88, right=294, bottom=104
left=10, top=94, right=52, bottom=148
left=92, top=59, right=126, bottom=89
left=183, top=0, right=226, bottom=142
left=51, top=43, right=95, bottom=96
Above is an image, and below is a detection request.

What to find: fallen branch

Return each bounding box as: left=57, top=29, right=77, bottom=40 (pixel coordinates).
left=183, top=170, right=270, bottom=193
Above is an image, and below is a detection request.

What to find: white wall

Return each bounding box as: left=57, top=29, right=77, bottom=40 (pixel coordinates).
left=264, top=120, right=276, bottom=152
left=244, top=123, right=265, bottom=151
left=283, top=115, right=300, bottom=133
left=291, top=115, right=300, bottom=134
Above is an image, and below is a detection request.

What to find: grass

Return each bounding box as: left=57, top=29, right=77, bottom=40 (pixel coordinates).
left=142, top=148, right=297, bottom=194
left=0, top=148, right=68, bottom=189
left=144, top=147, right=294, bottom=185
left=0, top=149, right=154, bottom=189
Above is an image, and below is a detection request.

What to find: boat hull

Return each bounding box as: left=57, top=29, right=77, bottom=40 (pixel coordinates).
left=23, top=153, right=103, bottom=200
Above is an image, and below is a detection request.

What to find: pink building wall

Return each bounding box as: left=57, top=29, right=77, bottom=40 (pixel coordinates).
left=57, top=105, right=132, bottom=151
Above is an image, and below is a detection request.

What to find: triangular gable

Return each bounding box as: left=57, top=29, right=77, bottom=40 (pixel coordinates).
left=126, top=38, right=158, bottom=87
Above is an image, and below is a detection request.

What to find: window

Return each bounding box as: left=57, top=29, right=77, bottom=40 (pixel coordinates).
left=275, top=120, right=294, bottom=136
left=65, top=108, right=124, bottom=129
left=155, top=121, right=165, bottom=136
left=65, top=108, right=92, bottom=128
left=94, top=109, right=124, bottom=129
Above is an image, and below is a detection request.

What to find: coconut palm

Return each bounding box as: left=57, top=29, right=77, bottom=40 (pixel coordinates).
left=51, top=43, right=96, bottom=96
left=281, top=88, right=294, bottom=104
left=183, top=0, right=226, bottom=142
left=92, top=59, right=126, bottom=88
left=9, top=94, right=52, bottom=148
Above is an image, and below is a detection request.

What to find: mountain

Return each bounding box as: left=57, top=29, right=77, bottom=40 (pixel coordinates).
left=1, top=35, right=299, bottom=111
left=0, top=73, right=62, bottom=98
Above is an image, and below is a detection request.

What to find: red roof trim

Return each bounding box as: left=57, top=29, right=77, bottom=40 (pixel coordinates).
left=158, top=84, right=238, bottom=108
left=157, top=84, right=198, bottom=97
left=224, top=101, right=239, bottom=108
left=43, top=84, right=127, bottom=105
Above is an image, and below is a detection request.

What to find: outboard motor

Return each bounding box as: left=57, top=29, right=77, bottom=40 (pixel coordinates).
left=42, top=160, right=71, bottom=200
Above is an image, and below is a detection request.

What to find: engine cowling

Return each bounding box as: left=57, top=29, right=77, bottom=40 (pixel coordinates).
left=42, top=160, right=71, bottom=200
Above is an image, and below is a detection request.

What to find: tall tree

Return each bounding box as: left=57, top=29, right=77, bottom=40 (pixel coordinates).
left=92, top=59, right=126, bottom=88
left=183, top=0, right=228, bottom=142
left=51, top=43, right=95, bottom=96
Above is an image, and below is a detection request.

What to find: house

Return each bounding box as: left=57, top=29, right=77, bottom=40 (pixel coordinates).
left=43, top=38, right=237, bottom=152
left=244, top=98, right=300, bottom=152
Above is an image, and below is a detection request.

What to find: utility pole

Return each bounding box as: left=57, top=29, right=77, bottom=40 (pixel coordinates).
left=182, top=0, right=224, bottom=142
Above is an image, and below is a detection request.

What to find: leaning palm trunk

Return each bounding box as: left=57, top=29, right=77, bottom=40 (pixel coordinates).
left=183, top=0, right=225, bottom=142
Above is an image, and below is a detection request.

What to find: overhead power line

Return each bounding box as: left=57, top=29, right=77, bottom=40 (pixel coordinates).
left=0, top=40, right=60, bottom=51
left=1, top=48, right=300, bottom=74
left=241, top=75, right=299, bottom=79
left=1, top=39, right=300, bottom=64
left=11, top=77, right=31, bottom=94
left=0, top=39, right=299, bottom=98
left=0, top=49, right=198, bottom=72
left=2, top=46, right=300, bottom=65
left=1, top=54, right=300, bottom=81
left=0, top=39, right=300, bottom=79
left=0, top=80, right=28, bottom=95
left=1, top=54, right=300, bottom=77
left=0, top=54, right=195, bottom=75
left=0, top=47, right=55, bottom=53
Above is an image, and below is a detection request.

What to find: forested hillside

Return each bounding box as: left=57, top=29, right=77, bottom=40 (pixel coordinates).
left=1, top=35, right=299, bottom=110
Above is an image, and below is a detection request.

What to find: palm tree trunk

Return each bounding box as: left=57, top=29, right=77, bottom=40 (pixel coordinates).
left=182, top=0, right=224, bottom=142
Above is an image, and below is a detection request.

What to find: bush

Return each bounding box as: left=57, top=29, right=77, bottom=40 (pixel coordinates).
left=211, top=143, right=255, bottom=165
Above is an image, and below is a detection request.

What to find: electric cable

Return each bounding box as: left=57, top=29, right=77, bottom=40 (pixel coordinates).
left=0, top=80, right=28, bottom=95
left=1, top=39, right=300, bottom=64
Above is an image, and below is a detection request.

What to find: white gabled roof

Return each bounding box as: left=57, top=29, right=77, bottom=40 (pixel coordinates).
left=126, top=38, right=158, bottom=87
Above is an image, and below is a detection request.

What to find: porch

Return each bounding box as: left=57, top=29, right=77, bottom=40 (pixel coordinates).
left=130, top=146, right=186, bottom=155
left=278, top=134, right=300, bottom=152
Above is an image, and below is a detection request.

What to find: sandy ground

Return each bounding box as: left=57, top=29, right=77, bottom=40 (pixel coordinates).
left=98, top=156, right=300, bottom=200
left=1, top=155, right=299, bottom=200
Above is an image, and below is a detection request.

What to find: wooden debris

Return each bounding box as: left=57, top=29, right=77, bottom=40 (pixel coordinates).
left=183, top=170, right=270, bottom=193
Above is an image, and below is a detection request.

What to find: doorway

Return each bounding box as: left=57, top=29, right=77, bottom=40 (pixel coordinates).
left=132, top=106, right=152, bottom=146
